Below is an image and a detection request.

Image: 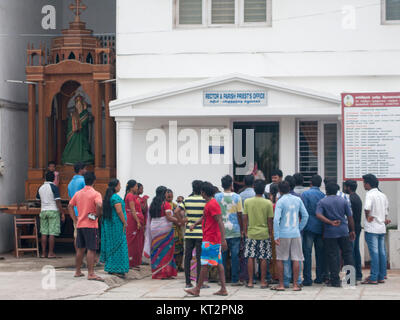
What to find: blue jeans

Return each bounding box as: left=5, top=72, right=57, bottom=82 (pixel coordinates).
left=222, top=237, right=241, bottom=283
left=283, top=259, right=302, bottom=287
left=365, top=232, right=387, bottom=282
left=352, top=231, right=363, bottom=280
left=302, top=230, right=325, bottom=284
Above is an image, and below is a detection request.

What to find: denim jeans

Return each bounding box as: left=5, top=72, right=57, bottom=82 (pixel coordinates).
left=222, top=237, right=241, bottom=283
left=365, top=232, right=387, bottom=282
left=283, top=259, right=302, bottom=287
left=302, top=230, right=325, bottom=284
left=351, top=231, right=363, bottom=280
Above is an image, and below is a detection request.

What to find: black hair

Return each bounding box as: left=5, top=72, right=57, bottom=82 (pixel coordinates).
left=278, top=181, right=290, bottom=194
left=344, top=180, right=358, bottom=192
left=84, top=172, right=96, bottom=186
left=45, top=171, right=55, bottom=182
left=149, top=186, right=167, bottom=219
left=221, top=175, right=233, bottom=190
left=284, top=175, right=296, bottom=191
left=124, top=179, right=137, bottom=200
left=192, top=180, right=203, bottom=195
left=103, top=179, right=120, bottom=220
left=244, top=175, right=255, bottom=187
left=201, top=182, right=215, bottom=198
left=326, top=182, right=339, bottom=196
left=311, top=174, right=322, bottom=188
left=271, top=169, right=283, bottom=178
left=293, top=173, right=304, bottom=186
left=166, top=189, right=173, bottom=194
left=362, top=174, right=379, bottom=189
left=254, top=179, right=266, bottom=195
left=48, top=161, right=56, bottom=167
left=74, top=162, right=86, bottom=174
left=269, top=183, right=279, bottom=204
left=138, top=183, right=143, bottom=189
left=212, top=186, right=220, bottom=196
left=324, top=177, right=337, bottom=185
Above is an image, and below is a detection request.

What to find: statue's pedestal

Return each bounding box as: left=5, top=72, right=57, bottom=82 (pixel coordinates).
left=25, top=165, right=115, bottom=200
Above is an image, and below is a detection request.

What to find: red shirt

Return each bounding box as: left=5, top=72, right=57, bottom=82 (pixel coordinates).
left=202, top=198, right=222, bottom=244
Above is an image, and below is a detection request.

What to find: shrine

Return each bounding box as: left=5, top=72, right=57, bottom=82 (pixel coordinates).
left=25, top=0, right=116, bottom=199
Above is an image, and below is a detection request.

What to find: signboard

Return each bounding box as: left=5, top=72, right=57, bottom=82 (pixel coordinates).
left=203, top=90, right=267, bottom=106
left=342, top=92, right=400, bottom=181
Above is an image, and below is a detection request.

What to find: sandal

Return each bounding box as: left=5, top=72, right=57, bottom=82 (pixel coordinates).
left=270, top=286, right=285, bottom=291
left=293, top=286, right=302, bottom=291
left=88, top=276, right=105, bottom=282
left=260, top=284, right=269, bottom=289
left=74, top=273, right=85, bottom=278
left=213, top=290, right=228, bottom=296
left=361, top=279, right=378, bottom=285
left=245, top=284, right=254, bottom=288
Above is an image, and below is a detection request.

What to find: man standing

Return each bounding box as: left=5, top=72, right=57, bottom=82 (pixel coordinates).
left=265, top=169, right=283, bottom=196
left=68, top=162, right=87, bottom=245
left=316, top=183, right=355, bottom=287
left=243, top=180, right=274, bottom=288
left=47, top=161, right=60, bottom=187
left=174, top=180, right=207, bottom=288
left=185, top=182, right=228, bottom=297
left=301, top=174, right=326, bottom=286
left=239, top=175, right=256, bottom=205
left=344, top=180, right=363, bottom=282
left=272, top=181, right=309, bottom=291
left=36, top=171, right=65, bottom=258
left=215, top=175, right=243, bottom=286
left=293, top=173, right=306, bottom=195
left=361, top=174, right=390, bottom=285
left=68, top=172, right=103, bottom=282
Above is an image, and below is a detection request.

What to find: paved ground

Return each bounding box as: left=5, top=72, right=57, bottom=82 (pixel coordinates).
left=1, top=252, right=400, bottom=300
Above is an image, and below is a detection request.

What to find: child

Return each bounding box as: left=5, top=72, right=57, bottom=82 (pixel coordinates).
left=47, top=161, right=60, bottom=187
left=185, top=182, right=228, bottom=297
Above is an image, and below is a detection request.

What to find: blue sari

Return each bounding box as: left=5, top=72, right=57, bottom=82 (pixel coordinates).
left=100, top=194, right=130, bottom=274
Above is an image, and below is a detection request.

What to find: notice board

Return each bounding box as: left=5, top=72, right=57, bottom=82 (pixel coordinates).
left=342, top=92, right=400, bottom=181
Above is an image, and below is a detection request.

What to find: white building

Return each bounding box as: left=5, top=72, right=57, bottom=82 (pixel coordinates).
left=111, top=0, right=400, bottom=267
left=0, top=0, right=115, bottom=253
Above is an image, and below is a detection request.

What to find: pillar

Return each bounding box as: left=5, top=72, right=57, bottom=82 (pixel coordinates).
left=104, top=82, right=113, bottom=168
left=279, top=117, right=296, bottom=174
left=56, top=94, right=63, bottom=164
left=116, top=119, right=135, bottom=190
left=28, top=84, right=36, bottom=168
left=38, top=82, right=46, bottom=169
left=94, top=81, right=103, bottom=168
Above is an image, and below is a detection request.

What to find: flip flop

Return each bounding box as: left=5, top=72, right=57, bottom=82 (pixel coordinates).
left=47, top=256, right=62, bottom=259
left=201, top=284, right=210, bottom=289
left=270, top=286, right=285, bottom=291
left=74, top=273, right=85, bottom=278
left=260, top=284, right=269, bottom=289
left=361, top=279, right=378, bottom=285
left=293, top=287, right=302, bottom=291
left=88, top=276, right=105, bottom=282
left=213, top=291, right=229, bottom=296
left=184, top=289, right=200, bottom=297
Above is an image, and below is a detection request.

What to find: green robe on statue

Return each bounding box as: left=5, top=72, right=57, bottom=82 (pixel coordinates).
left=62, top=109, right=94, bottom=165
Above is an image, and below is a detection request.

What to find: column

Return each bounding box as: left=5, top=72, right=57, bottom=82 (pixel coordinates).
left=104, top=82, right=112, bottom=168
left=28, top=84, right=36, bottom=168
left=279, top=117, right=296, bottom=174
left=56, top=94, right=63, bottom=164
left=38, top=82, right=46, bottom=169
left=116, top=119, right=135, bottom=189
left=94, top=81, right=103, bottom=168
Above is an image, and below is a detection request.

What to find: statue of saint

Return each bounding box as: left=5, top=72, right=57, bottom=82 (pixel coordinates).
left=61, top=95, right=94, bottom=165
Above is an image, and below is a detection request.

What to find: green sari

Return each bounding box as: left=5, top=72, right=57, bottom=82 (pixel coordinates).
left=61, top=109, right=94, bottom=165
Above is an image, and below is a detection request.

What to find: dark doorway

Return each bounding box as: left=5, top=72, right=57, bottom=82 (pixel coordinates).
left=233, top=122, right=279, bottom=192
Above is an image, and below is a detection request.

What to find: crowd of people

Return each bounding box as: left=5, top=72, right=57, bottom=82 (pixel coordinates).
left=36, top=162, right=391, bottom=295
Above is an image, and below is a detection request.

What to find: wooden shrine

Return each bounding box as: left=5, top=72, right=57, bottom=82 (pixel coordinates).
left=25, top=0, right=116, bottom=199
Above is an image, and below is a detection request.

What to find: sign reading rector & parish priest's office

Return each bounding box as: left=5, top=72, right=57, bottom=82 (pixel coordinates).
left=203, top=90, right=267, bottom=106
left=342, top=92, right=400, bottom=181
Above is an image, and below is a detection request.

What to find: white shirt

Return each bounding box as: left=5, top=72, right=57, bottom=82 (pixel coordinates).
left=364, top=188, right=389, bottom=234
left=36, top=182, right=61, bottom=211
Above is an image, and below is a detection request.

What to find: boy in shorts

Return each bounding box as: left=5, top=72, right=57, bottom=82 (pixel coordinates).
left=272, top=181, right=309, bottom=291
left=185, top=182, right=228, bottom=297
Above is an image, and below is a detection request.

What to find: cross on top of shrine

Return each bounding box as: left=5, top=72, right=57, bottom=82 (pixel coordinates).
left=69, top=0, right=87, bottom=22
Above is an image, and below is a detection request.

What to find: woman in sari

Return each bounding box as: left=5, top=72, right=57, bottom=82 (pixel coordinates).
left=137, top=183, right=149, bottom=225
left=166, top=189, right=184, bottom=272
left=150, top=186, right=180, bottom=279
left=100, top=179, right=130, bottom=278
left=125, top=180, right=145, bottom=270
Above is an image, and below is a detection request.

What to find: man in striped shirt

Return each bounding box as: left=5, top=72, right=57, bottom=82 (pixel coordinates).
left=175, top=180, right=207, bottom=288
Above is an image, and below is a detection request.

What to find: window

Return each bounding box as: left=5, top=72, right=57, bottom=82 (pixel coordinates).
left=176, top=0, right=272, bottom=27
left=297, top=121, right=339, bottom=187
left=382, top=0, right=400, bottom=24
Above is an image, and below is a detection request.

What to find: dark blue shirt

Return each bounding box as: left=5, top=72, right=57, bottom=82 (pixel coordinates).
left=316, top=195, right=353, bottom=238
left=301, top=187, right=326, bottom=234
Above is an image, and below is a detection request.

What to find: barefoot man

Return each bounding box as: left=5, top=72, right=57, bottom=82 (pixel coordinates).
left=185, top=182, right=228, bottom=297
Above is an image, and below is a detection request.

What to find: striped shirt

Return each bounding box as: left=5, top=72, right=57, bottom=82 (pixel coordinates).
left=179, top=195, right=206, bottom=239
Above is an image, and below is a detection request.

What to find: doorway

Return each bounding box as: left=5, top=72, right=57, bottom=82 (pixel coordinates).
left=233, top=122, right=280, bottom=192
